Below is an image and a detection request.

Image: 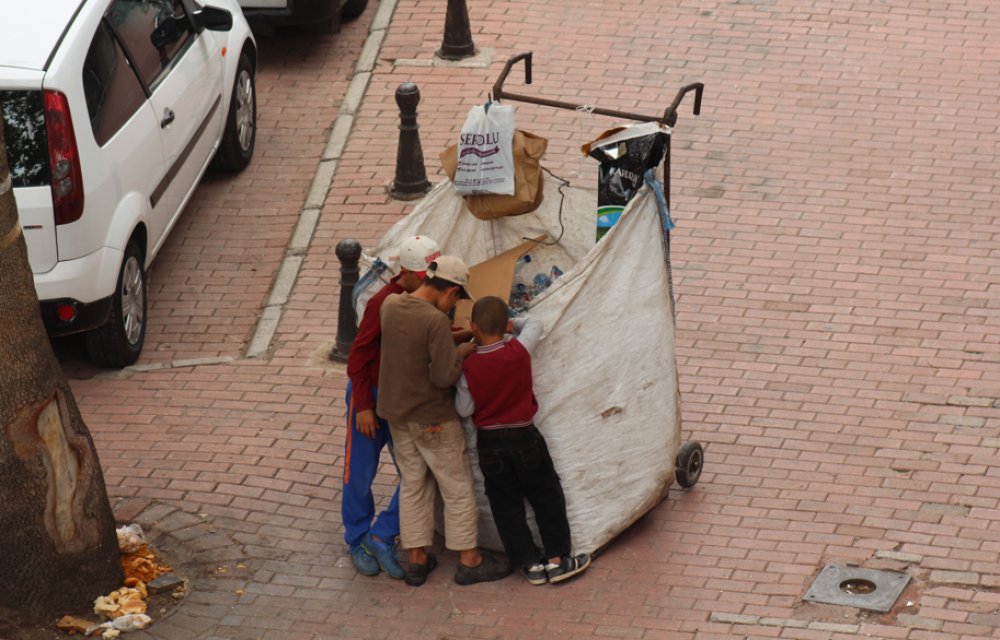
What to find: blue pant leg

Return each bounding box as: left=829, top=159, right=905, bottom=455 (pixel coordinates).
left=342, top=381, right=383, bottom=548
left=369, top=411, right=400, bottom=543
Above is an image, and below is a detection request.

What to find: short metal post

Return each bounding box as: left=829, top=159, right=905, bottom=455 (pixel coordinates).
left=328, top=239, right=363, bottom=362
left=437, top=0, right=476, bottom=60
left=388, top=83, right=432, bottom=200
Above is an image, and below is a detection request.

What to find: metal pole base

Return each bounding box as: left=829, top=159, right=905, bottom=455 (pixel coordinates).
left=388, top=180, right=432, bottom=200
left=437, top=0, right=476, bottom=61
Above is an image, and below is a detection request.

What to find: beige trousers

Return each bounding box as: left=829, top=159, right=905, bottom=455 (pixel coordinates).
left=388, top=418, right=479, bottom=551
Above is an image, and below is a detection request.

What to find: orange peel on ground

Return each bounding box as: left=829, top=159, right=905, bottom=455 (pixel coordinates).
left=120, top=544, right=172, bottom=583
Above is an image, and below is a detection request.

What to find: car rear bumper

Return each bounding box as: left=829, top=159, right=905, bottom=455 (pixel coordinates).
left=39, top=296, right=113, bottom=336
left=34, top=244, right=123, bottom=335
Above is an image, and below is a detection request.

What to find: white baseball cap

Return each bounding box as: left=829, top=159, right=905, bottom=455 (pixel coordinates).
left=427, top=255, right=473, bottom=300
left=397, top=235, right=441, bottom=272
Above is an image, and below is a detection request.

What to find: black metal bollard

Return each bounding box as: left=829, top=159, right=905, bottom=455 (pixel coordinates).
left=437, top=0, right=476, bottom=60
left=388, top=83, right=432, bottom=200
left=328, top=239, right=363, bottom=362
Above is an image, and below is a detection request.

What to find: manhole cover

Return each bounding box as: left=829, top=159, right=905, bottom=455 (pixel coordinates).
left=803, top=565, right=910, bottom=613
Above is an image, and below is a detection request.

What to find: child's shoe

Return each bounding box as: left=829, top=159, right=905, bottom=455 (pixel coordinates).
left=349, top=545, right=379, bottom=576
left=520, top=563, right=548, bottom=586
left=545, top=553, right=591, bottom=584
left=361, top=532, right=405, bottom=579
left=404, top=553, right=438, bottom=586
left=454, top=550, right=511, bottom=585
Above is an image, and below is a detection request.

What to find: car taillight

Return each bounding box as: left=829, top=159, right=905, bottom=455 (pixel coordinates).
left=43, top=90, right=84, bottom=225
left=56, top=302, right=78, bottom=323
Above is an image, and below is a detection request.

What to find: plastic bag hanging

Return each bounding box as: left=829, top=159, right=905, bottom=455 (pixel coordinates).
left=453, top=102, right=516, bottom=195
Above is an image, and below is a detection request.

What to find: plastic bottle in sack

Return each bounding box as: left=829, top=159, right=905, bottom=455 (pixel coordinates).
left=513, top=254, right=532, bottom=283
left=509, top=282, right=531, bottom=313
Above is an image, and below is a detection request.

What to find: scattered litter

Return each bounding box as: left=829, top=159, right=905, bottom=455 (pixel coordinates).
left=86, top=613, right=152, bottom=636
left=121, top=544, right=172, bottom=584
left=93, top=586, right=147, bottom=620
left=56, top=615, right=97, bottom=635
left=56, top=527, right=177, bottom=636
left=115, top=525, right=147, bottom=555
left=146, top=572, right=184, bottom=594
left=105, top=614, right=152, bottom=632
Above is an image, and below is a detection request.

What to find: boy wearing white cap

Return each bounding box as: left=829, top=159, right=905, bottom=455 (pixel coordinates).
left=378, top=256, right=511, bottom=586
left=343, top=235, right=440, bottom=579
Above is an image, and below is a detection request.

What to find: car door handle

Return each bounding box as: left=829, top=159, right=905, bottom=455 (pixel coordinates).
left=160, top=108, right=175, bottom=128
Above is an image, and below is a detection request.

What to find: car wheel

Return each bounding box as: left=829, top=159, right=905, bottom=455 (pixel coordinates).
left=85, top=241, right=146, bottom=368
left=341, top=0, right=368, bottom=20
left=211, top=50, right=256, bottom=172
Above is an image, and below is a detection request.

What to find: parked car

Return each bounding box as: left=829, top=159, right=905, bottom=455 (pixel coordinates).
left=238, top=0, right=367, bottom=32
left=0, top=0, right=257, bottom=367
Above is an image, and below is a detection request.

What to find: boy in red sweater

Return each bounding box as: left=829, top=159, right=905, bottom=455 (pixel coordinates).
left=455, top=296, right=591, bottom=585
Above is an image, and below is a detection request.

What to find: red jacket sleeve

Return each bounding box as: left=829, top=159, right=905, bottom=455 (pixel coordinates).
left=346, top=280, right=400, bottom=413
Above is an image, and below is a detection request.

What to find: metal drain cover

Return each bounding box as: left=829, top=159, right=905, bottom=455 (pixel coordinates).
left=803, top=565, right=910, bottom=612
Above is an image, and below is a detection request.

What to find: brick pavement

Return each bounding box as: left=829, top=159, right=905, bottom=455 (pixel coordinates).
left=56, top=0, right=1000, bottom=638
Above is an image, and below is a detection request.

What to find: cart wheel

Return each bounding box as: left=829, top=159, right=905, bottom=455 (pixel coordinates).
left=675, top=441, right=704, bottom=488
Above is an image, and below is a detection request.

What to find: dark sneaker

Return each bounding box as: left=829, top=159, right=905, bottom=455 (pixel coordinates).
left=454, top=551, right=512, bottom=586
left=520, top=563, right=547, bottom=586
left=546, top=553, right=591, bottom=584
left=349, top=545, right=379, bottom=576
left=361, top=532, right=405, bottom=580
left=404, top=553, right=438, bottom=586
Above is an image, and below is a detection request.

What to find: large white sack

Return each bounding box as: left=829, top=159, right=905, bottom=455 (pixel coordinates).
left=358, top=175, right=682, bottom=555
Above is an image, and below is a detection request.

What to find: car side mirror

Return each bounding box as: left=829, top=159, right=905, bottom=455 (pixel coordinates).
left=194, top=6, right=233, bottom=31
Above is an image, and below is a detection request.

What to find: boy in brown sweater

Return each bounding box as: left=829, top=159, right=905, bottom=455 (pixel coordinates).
left=378, top=256, right=510, bottom=586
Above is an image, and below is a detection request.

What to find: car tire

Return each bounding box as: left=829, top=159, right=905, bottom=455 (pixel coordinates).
left=341, top=0, right=368, bottom=20
left=85, top=241, right=147, bottom=368
left=211, top=50, right=256, bottom=172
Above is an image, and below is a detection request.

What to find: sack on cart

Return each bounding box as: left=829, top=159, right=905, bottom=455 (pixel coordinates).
left=353, top=173, right=683, bottom=555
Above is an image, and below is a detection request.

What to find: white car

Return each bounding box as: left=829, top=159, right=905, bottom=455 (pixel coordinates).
left=239, top=0, right=367, bottom=32
left=0, top=0, right=257, bottom=367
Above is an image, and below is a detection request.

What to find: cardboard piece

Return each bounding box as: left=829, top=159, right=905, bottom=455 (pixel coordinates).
left=453, top=235, right=546, bottom=328
left=441, top=130, right=548, bottom=220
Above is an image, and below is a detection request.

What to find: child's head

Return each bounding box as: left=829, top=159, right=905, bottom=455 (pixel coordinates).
left=470, top=296, right=508, bottom=339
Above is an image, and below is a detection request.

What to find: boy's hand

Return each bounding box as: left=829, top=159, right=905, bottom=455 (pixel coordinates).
left=451, top=328, right=473, bottom=344
left=456, top=342, right=476, bottom=360
left=356, top=409, right=379, bottom=438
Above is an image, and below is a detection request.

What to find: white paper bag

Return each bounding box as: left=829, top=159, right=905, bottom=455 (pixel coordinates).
left=453, top=103, right=516, bottom=195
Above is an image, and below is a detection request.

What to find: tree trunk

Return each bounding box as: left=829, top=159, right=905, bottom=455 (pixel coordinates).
left=0, top=119, right=123, bottom=619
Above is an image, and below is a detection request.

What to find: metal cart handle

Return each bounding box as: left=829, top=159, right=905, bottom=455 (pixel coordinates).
left=492, top=51, right=704, bottom=126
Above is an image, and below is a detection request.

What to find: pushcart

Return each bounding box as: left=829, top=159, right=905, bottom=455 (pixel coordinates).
left=356, top=52, right=706, bottom=554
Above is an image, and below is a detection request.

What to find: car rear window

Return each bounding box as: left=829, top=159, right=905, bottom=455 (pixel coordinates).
left=0, top=90, right=50, bottom=187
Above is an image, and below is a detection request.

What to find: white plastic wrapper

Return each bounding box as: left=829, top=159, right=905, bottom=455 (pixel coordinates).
left=115, top=524, right=147, bottom=554
left=358, top=175, right=682, bottom=554
left=453, top=104, right=516, bottom=195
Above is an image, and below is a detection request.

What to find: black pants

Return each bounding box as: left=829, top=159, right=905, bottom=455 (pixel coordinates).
left=477, top=425, right=571, bottom=569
